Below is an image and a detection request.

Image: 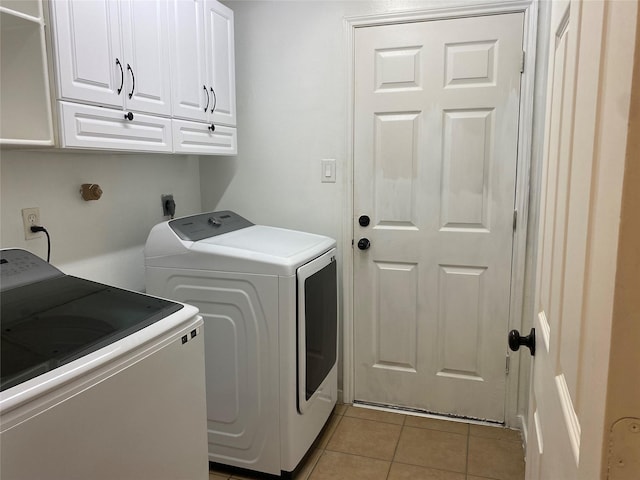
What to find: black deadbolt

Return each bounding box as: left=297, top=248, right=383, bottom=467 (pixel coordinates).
left=359, top=215, right=370, bottom=227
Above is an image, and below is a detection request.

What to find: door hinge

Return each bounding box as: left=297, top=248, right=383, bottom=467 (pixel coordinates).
left=351, top=239, right=354, bottom=248
left=513, top=209, right=518, bottom=232
left=506, top=354, right=511, bottom=375
left=520, top=51, right=525, bottom=73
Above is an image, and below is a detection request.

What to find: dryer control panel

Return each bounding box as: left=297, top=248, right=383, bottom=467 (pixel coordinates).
left=169, top=210, right=254, bottom=241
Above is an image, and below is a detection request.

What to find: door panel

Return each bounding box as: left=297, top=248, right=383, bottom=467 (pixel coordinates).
left=374, top=261, right=418, bottom=371
left=437, top=265, right=486, bottom=380
left=354, top=13, right=524, bottom=421
left=441, top=109, right=493, bottom=229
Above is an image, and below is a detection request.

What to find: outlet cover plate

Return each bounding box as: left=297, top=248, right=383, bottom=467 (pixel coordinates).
left=22, top=207, right=41, bottom=240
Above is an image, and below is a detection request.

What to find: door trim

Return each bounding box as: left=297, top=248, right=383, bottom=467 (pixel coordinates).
left=342, top=0, right=538, bottom=430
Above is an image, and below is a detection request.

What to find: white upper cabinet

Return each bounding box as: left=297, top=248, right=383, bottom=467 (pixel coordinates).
left=46, top=0, right=235, bottom=154
left=204, top=0, right=236, bottom=127
left=50, top=0, right=171, bottom=116
left=169, top=0, right=236, bottom=127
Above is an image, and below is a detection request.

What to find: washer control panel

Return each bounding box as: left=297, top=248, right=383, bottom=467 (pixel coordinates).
left=0, top=249, right=63, bottom=292
left=168, top=210, right=254, bottom=241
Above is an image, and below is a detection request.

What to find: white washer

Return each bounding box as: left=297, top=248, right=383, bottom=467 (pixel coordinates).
left=144, top=211, right=338, bottom=477
left=1, top=249, right=208, bottom=480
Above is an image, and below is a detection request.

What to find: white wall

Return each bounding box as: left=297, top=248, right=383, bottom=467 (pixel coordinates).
left=0, top=150, right=201, bottom=290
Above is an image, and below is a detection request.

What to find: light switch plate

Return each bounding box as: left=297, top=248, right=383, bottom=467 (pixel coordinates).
left=321, top=159, right=336, bottom=183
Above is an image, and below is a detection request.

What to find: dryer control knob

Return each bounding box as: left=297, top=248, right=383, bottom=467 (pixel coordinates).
left=208, top=217, right=222, bottom=227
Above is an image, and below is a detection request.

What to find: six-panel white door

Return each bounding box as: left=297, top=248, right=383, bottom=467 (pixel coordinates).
left=525, top=0, right=638, bottom=477
left=353, top=13, right=524, bottom=421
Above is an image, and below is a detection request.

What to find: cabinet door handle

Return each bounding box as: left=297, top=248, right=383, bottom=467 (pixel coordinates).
left=127, top=64, right=135, bottom=99
left=116, top=58, right=124, bottom=94
left=210, top=87, right=217, bottom=113
left=203, top=85, right=209, bottom=112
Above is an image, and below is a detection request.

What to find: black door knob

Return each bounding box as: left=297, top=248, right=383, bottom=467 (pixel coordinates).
left=124, top=111, right=134, bottom=121
left=508, top=328, right=536, bottom=356
left=359, top=215, right=370, bottom=227
left=357, top=238, right=371, bottom=250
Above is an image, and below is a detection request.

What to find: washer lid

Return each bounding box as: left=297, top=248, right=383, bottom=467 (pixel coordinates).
left=0, top=249, right=184, bottom=392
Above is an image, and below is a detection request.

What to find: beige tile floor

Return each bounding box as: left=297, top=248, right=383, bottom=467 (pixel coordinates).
left=209, top=404, right=525, bottom=480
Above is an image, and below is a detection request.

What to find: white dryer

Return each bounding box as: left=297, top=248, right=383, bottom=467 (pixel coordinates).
left=144, top=211, right=338, bottom=477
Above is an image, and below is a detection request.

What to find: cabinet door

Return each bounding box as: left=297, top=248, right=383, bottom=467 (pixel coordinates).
left=50, top=0, right=123, bottom=107
left=59, top=101, right=172, bottom=152
left=120, top=0, right=172, bottom=116
left=168, top=0, right=208, bottom=122
left=172, top=119, right=236, bottom=154
left=204, top=0, right=236, bottom=126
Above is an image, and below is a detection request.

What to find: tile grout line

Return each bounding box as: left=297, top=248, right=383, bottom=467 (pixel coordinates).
left=301, top=446, right=325, bottom=480
left=305, top=412, right=343, bottom=480
left=384, top=414, right=406, bottom=480
left=342, top=413, right=407, bottom=427
left=306, top=406, right=347, bottom=479
left=465, top=426, right=471, bottom=478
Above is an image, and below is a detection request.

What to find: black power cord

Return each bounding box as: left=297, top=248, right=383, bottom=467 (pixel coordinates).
left=30, top=226, right=51, bottom=262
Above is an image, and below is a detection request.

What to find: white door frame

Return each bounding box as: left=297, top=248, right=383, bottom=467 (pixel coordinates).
left=342, top=0, right=538, bottom=428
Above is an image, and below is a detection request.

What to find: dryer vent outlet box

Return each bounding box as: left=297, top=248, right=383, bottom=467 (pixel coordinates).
left=161, top=195, right=175, bottom=217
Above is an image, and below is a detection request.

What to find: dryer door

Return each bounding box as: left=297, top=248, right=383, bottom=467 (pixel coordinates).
left=296, top=248, right=337, bottom=414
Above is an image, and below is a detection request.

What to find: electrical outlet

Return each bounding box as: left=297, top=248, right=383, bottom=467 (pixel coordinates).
left=22, top=207, right=41, bottom=240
